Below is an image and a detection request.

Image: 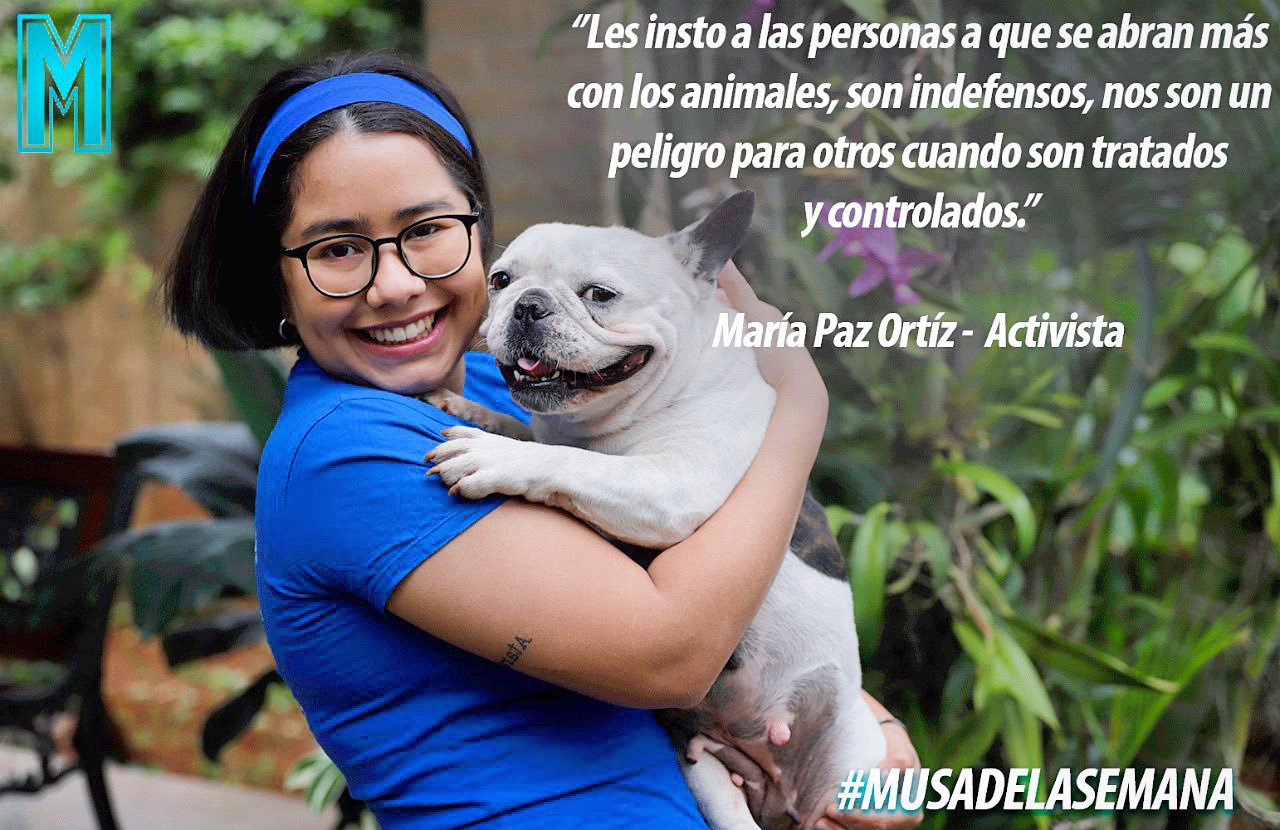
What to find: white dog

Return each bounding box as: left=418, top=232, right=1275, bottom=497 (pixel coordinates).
left=426, top=191, right=885, bottom=829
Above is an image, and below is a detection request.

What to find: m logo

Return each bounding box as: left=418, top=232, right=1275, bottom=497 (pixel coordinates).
left=15, top=14, right=111, bottom=153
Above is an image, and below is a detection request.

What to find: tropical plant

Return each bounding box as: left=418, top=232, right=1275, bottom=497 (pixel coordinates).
left=549, top=0, right=1280, bottom=827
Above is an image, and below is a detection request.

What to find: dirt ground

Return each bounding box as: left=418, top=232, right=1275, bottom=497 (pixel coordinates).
left=101, top=603, right=318, bottom=792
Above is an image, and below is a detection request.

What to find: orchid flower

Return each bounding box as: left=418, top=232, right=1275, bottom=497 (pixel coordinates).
left=816, top=209, right=939, bottom=304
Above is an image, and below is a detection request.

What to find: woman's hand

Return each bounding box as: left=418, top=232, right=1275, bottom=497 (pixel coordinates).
left=706, top=690, right=923, bottom=830
left=717, top=261, right=826, bottom=411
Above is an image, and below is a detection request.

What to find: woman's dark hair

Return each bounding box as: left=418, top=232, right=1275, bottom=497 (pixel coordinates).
left=163, top=52, right=492, bottom=350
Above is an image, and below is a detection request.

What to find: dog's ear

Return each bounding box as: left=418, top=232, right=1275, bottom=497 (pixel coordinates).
left=665, top=190, right=754, bottom=285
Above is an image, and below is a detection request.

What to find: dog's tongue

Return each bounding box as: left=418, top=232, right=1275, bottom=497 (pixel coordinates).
left=517, top=356, right=556, bottom=379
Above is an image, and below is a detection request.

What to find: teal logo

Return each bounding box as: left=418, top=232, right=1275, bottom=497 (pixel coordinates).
left=15, top=13, right=111, bottom=153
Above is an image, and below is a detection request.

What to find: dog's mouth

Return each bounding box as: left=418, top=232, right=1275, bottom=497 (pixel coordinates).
left=498, top=346, right=654, bottom=392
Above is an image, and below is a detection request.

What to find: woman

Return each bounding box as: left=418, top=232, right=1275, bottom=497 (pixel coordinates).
left=163, top=52, right=918, bottom=830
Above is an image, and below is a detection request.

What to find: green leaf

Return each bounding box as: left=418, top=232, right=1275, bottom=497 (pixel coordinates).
left=974, top=538, right=1011, bottom=582
left=1243, top=405, right=1280, bottom=427
left=934, top=699, right=1004, bottom=769
left=211, top=350, right=287, bottom=448
left=309, top=757, right=346, bottom=812
left=911, top=521, right=950, bottom=583
left=1147, top=450, right=1180, bottom=533
left=1142, top=376, right=1192, bottom=410
left=1265, top=447, right=1280, bottom=547
left=1109, top=612, right=1250, bottom=765
left=115, top=423, right=260, bottom=518
left=982, top=404, right=1064, bottom=429
left=97, top=518, right=256, bottom=636
left=990, top=626, right=1059, bottom=731
left=999, top=697, right=1048, bottom=826
left=847, top=503, right=892, bottom=658
left=953, top=619, right=988, bottom=664
left=935, top=460, right=1036, bottom=556
left=284, top=751, right=326, bottom=791
left=1167, top=241, right=1207, bottom=275
left=1134, top=412, right=1232, bottom=447
left=1191, top=234, right=1254, bottom=295
left=1013, top=367, right=1062, bottom=405
left=999, top=696, right=1043, bottom=771
left=826, top=505, right=857, bottom=537
left=954, top=619, right=1004, bottom=711
left=956, top=609, right=1052, bottom=736
left=1189, top=331, right=1276, bottom=374
left=775, top=235, right=849, bottom=312
left=11, top=546, right=38, bottom=585
left=54, top=499, right=79, bottom=526
left=1005, top=614, right=1178, bottom=691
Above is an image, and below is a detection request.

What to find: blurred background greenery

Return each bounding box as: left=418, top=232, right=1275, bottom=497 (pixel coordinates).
left=1, top=1, right=1277, bottom=828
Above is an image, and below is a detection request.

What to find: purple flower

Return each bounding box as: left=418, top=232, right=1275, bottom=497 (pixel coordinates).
left=816, top=207, right=939, bottom=304
left=741, top=0, right=775, bottom=26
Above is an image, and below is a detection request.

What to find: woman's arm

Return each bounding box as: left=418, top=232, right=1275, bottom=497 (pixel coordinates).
left=387, top=264, right=827, bottom=709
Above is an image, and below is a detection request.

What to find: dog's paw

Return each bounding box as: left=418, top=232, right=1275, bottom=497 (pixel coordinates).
left=424, top=426, right=532, bottom=500
left=421, top=388, right=459, bottom=412
left=422, top=389, right=484, bottom=423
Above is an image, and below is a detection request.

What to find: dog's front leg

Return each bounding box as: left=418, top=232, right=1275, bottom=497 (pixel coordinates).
left=420, top=390, right=533, bottom=440
left=427, top=427, right=717, bottom=547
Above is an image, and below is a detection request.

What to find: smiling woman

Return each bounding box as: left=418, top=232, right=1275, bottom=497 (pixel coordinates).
left=158, top=51, right=884, bottom=830
left=275, top=131, right=488, bottom=395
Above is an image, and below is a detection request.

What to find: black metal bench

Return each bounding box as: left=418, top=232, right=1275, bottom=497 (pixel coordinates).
left=0, top=444, right=141, bottom=830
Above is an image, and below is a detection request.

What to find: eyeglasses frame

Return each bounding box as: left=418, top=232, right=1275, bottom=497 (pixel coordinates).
left=281, top=211, right=483, bottom=299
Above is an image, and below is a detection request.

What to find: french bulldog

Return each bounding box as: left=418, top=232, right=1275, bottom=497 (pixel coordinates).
left=424, top=191, right=886, bottom=829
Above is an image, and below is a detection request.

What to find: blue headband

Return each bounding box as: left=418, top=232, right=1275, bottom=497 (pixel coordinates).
left=249, top=72, right=473, bottom=203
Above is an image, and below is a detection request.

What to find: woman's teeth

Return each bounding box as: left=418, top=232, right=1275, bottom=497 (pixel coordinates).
left=364, top=313, right=434, bottom=344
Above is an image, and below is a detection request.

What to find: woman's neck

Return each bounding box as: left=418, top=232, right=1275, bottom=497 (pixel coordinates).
left=441, top=355, right=467, bottom=395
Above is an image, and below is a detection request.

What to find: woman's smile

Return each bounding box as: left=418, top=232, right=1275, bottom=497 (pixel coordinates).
left=351, top=303, right=448, bottom=350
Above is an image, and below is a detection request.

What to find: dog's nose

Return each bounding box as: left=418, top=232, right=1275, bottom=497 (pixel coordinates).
left=513, top=290, right=554, bottom=322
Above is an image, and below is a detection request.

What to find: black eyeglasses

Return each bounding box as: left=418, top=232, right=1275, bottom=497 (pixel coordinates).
left=281, top=212, right=482, bottom=298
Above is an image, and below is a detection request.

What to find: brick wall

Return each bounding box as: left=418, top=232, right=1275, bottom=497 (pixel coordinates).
left=425, top=0, right=608, bottom=242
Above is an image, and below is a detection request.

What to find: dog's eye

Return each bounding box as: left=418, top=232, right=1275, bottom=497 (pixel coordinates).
left=489, top=271, right=511, bottom=291
left=581, top=285, right=617, bottom=303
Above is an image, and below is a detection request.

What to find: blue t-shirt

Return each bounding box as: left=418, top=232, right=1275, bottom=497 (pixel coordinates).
left=255, top=350, right=708, bottom=830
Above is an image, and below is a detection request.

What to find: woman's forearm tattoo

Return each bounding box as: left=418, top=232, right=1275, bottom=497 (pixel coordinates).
left=500, top=634, right=532, bottom=667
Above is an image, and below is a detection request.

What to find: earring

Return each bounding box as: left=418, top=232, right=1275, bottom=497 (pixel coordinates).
left=278, top=317, right=292, bottom=340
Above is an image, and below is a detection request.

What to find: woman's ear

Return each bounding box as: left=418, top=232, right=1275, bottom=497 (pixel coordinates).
left=278, top=285, right=298, bottom=336
left=279, top=291, right=293, bottom=324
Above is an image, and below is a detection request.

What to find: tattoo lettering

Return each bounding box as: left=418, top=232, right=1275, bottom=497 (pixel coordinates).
left=500, top=634, right=532, bottom=667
